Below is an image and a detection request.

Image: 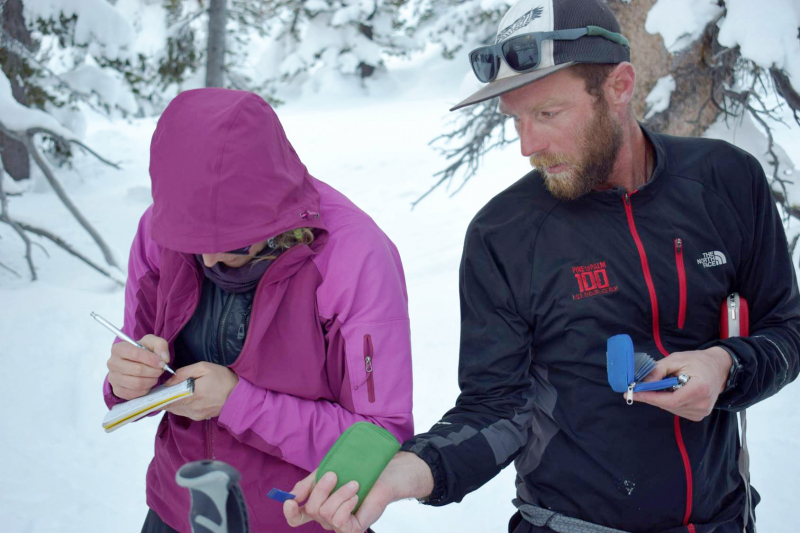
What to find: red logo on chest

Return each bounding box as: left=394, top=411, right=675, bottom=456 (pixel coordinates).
left=572, top=261, right=619, bottom=300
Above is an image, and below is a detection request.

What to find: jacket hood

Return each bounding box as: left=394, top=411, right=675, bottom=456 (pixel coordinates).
left=149, top=88, right=324, bottom=253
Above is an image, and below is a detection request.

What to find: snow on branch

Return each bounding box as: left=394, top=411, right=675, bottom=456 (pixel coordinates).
left=0, top=70, right=123, bottom=283
left=22, top=0, right=135, bottom=60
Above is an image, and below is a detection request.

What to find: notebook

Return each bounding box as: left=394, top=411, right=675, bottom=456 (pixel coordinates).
left=103, top=378, right=194, bottom=433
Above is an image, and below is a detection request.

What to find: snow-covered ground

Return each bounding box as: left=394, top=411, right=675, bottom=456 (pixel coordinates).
left=2, top=50, right=800, bottom=533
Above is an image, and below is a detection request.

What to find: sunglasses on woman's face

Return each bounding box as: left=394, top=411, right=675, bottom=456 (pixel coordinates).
left=469, top=26, right=629, bottom=84
left=224, top=245, right=251, bottom=255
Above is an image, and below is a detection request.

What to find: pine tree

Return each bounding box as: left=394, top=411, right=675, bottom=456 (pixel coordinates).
left=256, top=0, right=414, bottom=95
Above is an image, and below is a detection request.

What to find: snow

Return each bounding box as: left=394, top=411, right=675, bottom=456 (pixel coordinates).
left=644, top=74, right=676, bottom=120
left=0, top=70, right=75, bottom=139
left=647, top=0, right=800, bottom=90
left=646, top=0, right=723, bottom=52
left=2, top=5, right=800, bottom=533
left=22, top=0, right=135, bottom=60
left=718, top=0, right=800, bottom=87
left=60, top=58, right=138, bottom=115
left=114, top=0, right=170, bottom=58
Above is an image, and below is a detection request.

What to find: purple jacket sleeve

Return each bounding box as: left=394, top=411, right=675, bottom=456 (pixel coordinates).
left=103, top=206, right=163, bottom=409
left=218, top=220, right=414, bottom=472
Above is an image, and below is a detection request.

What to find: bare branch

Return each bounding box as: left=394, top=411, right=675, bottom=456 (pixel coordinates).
left=26, top=128, right=121, bottom=169
left=20, top=134, right=121, bottom=269
left=0, top=162, right=36, bottom=280
left=789, top=231, right=800, bottom=261
left=15, top=221, right=124, bottom=286
left=413, top=100, right=515, bottom=208
left=0, top=258, right=21, bottom=278
left=770, top=66, right=800, bottom=126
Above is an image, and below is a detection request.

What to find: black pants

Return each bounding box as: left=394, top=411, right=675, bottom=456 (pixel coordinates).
left=508, top=511, right=550, bottom=533
left=141, top=509, right=178, bottom=533
left=141, top=508, right=378, bottom=533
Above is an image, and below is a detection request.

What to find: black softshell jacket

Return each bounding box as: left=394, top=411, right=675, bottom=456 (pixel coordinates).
left=401, top=129, right=800, bottom=532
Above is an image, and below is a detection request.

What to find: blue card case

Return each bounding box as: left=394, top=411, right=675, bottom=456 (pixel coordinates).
left=607, top=334, right=679, bottom=393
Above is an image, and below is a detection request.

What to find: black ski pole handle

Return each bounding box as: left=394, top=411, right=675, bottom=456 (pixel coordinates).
left=176, top=460, right=249, bottom=533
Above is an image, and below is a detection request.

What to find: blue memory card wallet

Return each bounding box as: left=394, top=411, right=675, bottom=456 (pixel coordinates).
left=607, top=334, right=682, bottom=404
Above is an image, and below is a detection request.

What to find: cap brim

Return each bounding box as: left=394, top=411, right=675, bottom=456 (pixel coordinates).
left=450, top=62, right=576, bottom=112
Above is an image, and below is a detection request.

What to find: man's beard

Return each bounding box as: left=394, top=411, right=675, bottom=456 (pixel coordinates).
left=530, top=98, right=623, bottom=201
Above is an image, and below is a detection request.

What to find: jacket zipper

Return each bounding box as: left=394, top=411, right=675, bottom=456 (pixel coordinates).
left=623, top=194, right=694, bottom=527
left=217, top=291, right=235, bottom=366
left=205, top=419, right=213, bottom=459
left=238, top=304, right=252, bottom=340
left=364, top=334, right=375, bottom=403
left=674, top=238, right=686, bottom=330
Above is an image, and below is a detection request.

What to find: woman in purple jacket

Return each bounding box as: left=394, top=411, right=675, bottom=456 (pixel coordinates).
left=103, top=88, right=414, bottom=532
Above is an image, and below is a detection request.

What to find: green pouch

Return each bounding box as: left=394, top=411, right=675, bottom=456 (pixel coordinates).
left=315, top=422, right=400, bottom=512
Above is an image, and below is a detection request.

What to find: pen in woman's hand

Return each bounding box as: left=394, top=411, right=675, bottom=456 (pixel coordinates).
left=91, top=312, right=176, bottom=375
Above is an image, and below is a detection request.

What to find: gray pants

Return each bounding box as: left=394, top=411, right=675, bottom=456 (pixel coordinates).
left=508, top=511, right=755, bottom=533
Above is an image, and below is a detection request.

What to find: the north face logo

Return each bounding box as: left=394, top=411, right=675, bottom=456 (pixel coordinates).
left=698, top=251, right=727, bottom=268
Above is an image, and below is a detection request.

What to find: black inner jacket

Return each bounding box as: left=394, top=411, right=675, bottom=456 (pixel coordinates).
left=174, top=276, right=255, bottom=369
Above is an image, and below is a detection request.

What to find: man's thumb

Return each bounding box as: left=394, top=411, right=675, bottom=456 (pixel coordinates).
left=642, top=359, right=673, bottom=382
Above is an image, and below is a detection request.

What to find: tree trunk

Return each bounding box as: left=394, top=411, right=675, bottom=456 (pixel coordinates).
left=607, top=0, right=733, bottom=137
left=0, top=0, right=32, bottom=181
left=206, top=0, right=227, bottom=88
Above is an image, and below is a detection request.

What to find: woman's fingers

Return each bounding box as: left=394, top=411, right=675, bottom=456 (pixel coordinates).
left=110, top=342, right=164, bottom=374
left=138, top=334, right=170, bottom=363
left=109, top=383, right=151, bottom=400
left=113, top=374, right=160, bottom=391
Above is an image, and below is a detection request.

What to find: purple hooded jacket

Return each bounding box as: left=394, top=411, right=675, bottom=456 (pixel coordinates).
left=102, top=88, right=414, bottom=532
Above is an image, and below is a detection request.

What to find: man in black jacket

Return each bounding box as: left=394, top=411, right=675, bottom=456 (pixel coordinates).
left=283, top=0, right=800, bottom=531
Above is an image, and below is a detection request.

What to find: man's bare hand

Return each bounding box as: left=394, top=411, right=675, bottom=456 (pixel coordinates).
left=628, top=347, right=732, bottom=421
left=107, top=334, right=170, bottom=400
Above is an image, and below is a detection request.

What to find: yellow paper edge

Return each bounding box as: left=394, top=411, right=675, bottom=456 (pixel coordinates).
left=103, top=391, right=193, bottom=432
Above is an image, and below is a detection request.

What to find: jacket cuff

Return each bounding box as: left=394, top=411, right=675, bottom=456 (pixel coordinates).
left=218, top=375, right=256, bottom=429
left=103, top=375, right=126, bottom=409
left=400, top=440, right=448, bottom=505
left=714, top=344, right=743, bottom=408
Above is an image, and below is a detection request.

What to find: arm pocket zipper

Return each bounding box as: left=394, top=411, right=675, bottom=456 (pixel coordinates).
left=364, top=334, right=375, bottom=403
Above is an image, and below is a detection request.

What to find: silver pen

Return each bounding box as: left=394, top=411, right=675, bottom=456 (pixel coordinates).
left=91, top=311, right=176, bottom=375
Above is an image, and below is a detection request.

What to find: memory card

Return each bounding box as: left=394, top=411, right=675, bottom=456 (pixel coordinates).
left=267, top=488, right=296, bottom=503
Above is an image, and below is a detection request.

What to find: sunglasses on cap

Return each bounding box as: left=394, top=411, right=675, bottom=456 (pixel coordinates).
left=469, top=26, right=629, bottom=84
